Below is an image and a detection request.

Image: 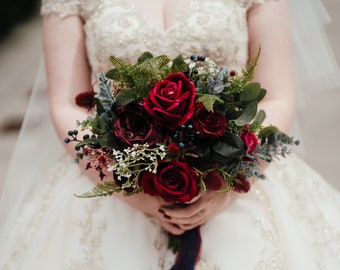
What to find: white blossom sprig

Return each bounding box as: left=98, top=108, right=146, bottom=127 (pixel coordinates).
left=108, top=143, right=167, bottom=189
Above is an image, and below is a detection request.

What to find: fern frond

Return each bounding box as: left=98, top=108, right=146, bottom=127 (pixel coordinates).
left=228, top=46, right=261, bottom=95
left=108, top=54, right=171, bottom=100
left=74, top=181, right=122, bottom=198
left=197, top=94, right=224, bottom=112
left=109, top=56, right=130, bottom=70
left=241, top=45, right=261, bottom=83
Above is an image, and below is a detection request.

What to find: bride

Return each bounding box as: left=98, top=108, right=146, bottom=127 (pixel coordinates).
left=1, top=0, right=339, bottom=269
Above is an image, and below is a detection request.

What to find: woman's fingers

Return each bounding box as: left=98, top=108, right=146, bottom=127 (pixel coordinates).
left=161, top=202, right=203, bottom=219
left=160, top=190, right=234, bottom=231
left=161, top=221, right=186, bottom=235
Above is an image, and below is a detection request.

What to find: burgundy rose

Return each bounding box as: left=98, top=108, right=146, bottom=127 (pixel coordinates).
left=240, top=128, right=258, bottom=153
left=113, top=102, right=168, bottom=147
left=204, top=171, right=224, bottom=191
left=139, top=160, right=200, bottom=203
left=144, top=72, right=196, bottom=130
left=191, top=103, right=227, bottom=138
left=232, top=173, right=251, bottom=193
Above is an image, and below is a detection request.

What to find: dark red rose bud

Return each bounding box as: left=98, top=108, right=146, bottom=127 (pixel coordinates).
left=75, top=88, right=96, bottom=110
left=232, top=173, right=251, bottom=193
left=229, top=70, right=237, bottom=77
left=204, top=171, right=224, bottom=191
left=168, top=143, right=181, bottom=154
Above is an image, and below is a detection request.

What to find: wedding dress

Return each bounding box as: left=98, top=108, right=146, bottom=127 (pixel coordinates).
left=1, top=0, right=340, bottom=269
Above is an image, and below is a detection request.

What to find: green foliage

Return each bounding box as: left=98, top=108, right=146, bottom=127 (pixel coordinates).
left=197, top=94, right=224, bottom=112
left=106, top=52, right=171, bottom=103
left=228, top=46, right=261, bottom=94
left=97, top=73, right=116, bottom=112
left=67, top=50, right=299, bottom=207
left=254, top=110, right=266, bottom=125
left=171, top=55, right=188, bottom=72
left=258, top=125, right=280, bottom=139
left=211, top=133, right=246, bottom=162
left=75, top=181, right=122, bottom=198
left=234, top=101, right=258, bottom=126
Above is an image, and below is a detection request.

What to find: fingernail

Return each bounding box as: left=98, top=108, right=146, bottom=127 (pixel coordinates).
left=158, top=208, right=165, bottom=214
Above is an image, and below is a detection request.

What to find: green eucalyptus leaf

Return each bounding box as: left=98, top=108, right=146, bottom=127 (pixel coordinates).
left=257, top=88, right=267, bottom=102
left=240, top=82, right=261, bottom=102
left=98, top=132, right=116, bottom=147
left=234, top=101, right=257, bottom=126
left=254, top=109, right=266, bottom=124
left=225, top=108, right=243, bottom=120
left=75, top=137, right=99, bottom=148
left=211, top=133, right=245, bottom=161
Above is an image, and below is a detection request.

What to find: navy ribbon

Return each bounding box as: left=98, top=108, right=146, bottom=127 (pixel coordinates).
left=170, top=227, right=201, bottom=270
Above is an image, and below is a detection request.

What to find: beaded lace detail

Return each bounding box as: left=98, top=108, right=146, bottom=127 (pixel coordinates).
left=40, top=0, right=262, bottom=80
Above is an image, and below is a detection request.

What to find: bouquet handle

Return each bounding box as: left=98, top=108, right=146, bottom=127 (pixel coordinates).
left=170, top=227, right=201, bottom=270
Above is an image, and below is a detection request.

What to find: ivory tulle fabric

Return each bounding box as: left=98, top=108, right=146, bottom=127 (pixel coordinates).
left=1, top=0, right=340, bottom=269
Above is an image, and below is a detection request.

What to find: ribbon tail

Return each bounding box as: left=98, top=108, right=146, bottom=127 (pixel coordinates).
left=170, top=227, right=201, bottom=270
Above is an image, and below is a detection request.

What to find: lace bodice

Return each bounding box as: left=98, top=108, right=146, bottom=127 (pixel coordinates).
left=41, top=0, right=262, bottom=80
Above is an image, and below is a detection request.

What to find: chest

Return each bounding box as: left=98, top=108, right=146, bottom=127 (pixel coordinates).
left=127, top=0, right=193, bottom=32
left=81, top=0, right=251, bottom=76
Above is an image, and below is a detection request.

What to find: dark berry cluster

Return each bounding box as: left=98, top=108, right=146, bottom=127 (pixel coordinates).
left=64, top=130, right=93, bottom=151
left=64, top=130, right=79, bottom=144
left=190, top=55, right=206, bottom=62
left=171, top=124, right=200, bottom=149
left=185, top=55, right=206, bottom=84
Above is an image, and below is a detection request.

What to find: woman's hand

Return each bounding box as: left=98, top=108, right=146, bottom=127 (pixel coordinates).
left=116, top=189, right=237, bottom=235
left=115, top=191, right=187, bottom=235
left=158, top=190, right=238, bottom=235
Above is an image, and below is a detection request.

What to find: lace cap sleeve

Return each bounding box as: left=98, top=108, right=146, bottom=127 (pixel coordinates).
left=40, top=0, right=81, bottom=18
left=237, top=0, right=266, bottom=10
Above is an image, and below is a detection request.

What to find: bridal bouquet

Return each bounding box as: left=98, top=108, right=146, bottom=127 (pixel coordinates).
left=65, top=50, right=298, bottom=202
left=65, top=50, right=298, bottom=268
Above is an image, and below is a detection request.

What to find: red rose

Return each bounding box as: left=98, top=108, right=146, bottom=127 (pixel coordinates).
left=113, top=102, right=168, bottom=147
left=191, top=103, right=227, bottom=138
left=144, top=72, right=196, bottom=130
left=232, top=173, right=251, bottom=193
left=240, top=128, right=258, bottom=153
left=140, top=160, right=200, bottom=203
left=204, top=171, right=224, bottom=191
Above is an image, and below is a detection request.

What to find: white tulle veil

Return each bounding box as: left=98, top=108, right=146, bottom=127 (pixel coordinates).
left=0, top=0, right=340, bottom=246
